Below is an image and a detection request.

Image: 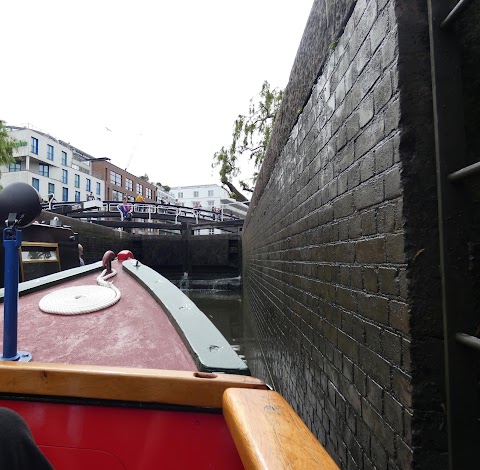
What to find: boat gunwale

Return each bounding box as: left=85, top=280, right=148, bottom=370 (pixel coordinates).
left=122, top=259, right=251, bottom=375
left=0, top=361, right=266, bottom=409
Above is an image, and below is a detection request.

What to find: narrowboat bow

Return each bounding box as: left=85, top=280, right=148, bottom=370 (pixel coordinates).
left=0, top=183, right=339, bottom=469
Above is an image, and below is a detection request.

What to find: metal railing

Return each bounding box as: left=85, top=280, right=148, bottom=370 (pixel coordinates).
left=47, top=200, right=244, bottom=224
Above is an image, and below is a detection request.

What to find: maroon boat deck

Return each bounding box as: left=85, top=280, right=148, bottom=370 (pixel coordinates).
left=0, top=260, right=197, bottom=371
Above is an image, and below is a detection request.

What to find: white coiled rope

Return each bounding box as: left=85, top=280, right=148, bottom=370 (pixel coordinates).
left=39, top=269, right=121, bottom=315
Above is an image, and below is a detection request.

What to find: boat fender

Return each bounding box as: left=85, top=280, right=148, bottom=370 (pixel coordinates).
left=117, top=250, right=135, bottom=261
left=102, top=250, right=116, bottom=274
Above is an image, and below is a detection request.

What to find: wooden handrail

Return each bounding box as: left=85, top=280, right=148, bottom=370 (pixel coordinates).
left=0, top=362, right=266, bottom=409
left=223, top=388, right=340, bottom=469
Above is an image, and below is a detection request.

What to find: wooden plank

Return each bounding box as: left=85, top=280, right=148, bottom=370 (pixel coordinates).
left=0, top=362, right=266, bottom=409
left=223, top=388, right=340, bottom=470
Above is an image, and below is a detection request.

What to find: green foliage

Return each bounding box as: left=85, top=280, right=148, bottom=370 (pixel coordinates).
left=139, top=173, right=149, bottom=182
left=0, top=121, right=15, bottom=188
left=156, top=182, right=171, bottom=193
left=0, top=121, right=15, bottom=167
left=212, top=81, right=283, bottom=198
left=328, top=38, right=338, bottom=50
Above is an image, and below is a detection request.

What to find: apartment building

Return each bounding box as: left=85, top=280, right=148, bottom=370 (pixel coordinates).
left=170, top=184, right=248, bottom=218
left=1, top=126, right=104, bottom=202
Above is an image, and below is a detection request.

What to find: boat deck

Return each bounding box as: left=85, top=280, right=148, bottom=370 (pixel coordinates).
left=0, top=260, right=197, bottom=371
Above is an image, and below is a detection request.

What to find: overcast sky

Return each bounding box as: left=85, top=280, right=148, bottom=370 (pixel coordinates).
left=1, top=0, right=313, bottom=190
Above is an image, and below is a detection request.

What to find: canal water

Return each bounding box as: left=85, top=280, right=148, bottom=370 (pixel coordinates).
left=182, top=289, right=268, bottom=379
left=182, top=290, right=249, bottom=362
left=177, top=283, right=274, bottom=385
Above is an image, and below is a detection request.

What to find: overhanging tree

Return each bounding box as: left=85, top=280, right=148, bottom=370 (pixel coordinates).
left=0, top=121, right=15, bottom=188
left=212, top=81, right=283, bottom=201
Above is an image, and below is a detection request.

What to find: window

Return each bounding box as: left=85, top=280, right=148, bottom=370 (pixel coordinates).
left=9, top=161, right=21, bottom=172
left=62, top=169, right=68, bottom=184
left=209, top=228, right=215, bottom=235
left=47, top=144, right=54, bottom=161
left=32, top=178, right=40, bottom=191
left=208, top=190, right=214, bottom=197
left=48, top=183, right=55, bottom=196
left=61, top=151, right=67, bottom=166
left=136, top=183, right=143, bottom=195
left=146, top=188, right=152, bottom=199
left=74, top=174, right=80, bottom=188
left=96, top=182, right=101, bottom=196
left=31, top=137, right=38, bottom=154
left=86, top=179, right=91, bottom=192
left=110, top=171, right=122, bottom=186
left=75, top=191, right=81, bottom=202
left=39, top=164, right=49, bottom=177
left=193, top=191, right=199, bottom=198
left=125, top=178, right=133, bottom=191
left=207, top=200, right=214, bottom=207
left=178, top=192, right=183, bottom=198
left=112, top=190, right=123, bottom=201
left=62, top=187, right=68, bottom=201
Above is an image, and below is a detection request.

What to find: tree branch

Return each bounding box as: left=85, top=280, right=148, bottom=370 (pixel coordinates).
left=221, top=180, right=249, bottom=202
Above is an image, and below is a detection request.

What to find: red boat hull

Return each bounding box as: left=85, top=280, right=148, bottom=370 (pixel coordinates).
left=2, top=399, right=243, bottom=470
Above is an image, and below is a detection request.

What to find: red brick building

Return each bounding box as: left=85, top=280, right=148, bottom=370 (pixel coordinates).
left=91, top=160, right=157, bottom=203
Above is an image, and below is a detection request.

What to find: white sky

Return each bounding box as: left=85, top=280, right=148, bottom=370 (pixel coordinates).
left=1, top=0, right=313, bottom=190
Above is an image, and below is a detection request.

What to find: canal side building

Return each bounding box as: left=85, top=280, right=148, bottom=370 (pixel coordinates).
left=90, top=159, right=157, bottom=203
left=171, top=184, right=249, bottom=235
left=170, top=183, right=249, bottom=219
left=1, top=126, right=105, bottom=202
left=1, top=125, right=171, bottom=207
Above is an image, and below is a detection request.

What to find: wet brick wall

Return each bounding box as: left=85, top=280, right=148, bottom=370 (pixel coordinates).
left=243, top=1, right=447, bottom=469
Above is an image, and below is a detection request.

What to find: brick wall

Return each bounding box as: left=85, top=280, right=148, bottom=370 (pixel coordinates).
left=243, top=1, right=447, bottom=469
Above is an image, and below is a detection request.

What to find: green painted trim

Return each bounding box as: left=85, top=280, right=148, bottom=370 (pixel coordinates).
left=0, top=262, right=104, bottom=302
left=122, top=259, right=250, bottom=375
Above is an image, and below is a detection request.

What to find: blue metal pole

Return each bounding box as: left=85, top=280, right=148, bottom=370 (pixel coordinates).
left=2, top=227, right=22, bottom=360
left=2, top=226, right=31, bottom=362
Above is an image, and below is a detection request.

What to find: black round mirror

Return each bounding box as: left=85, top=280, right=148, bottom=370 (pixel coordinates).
left=0, top=182, right=42, bottom=228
